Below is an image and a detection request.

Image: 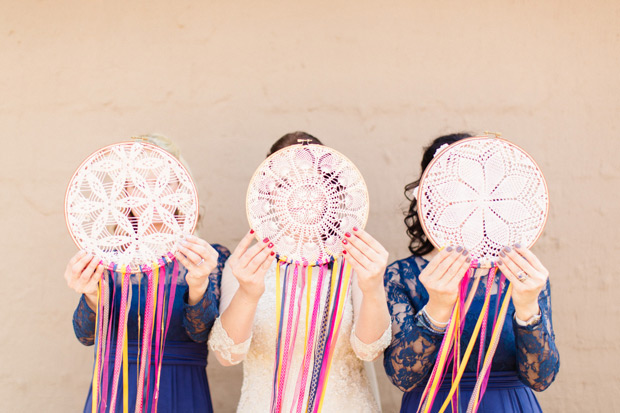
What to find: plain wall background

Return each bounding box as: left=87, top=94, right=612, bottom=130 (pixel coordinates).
left=1, top=0, right=619, bottom=411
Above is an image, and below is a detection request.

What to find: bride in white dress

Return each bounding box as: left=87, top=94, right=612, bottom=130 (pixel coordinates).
left=208, top=133, right=392, bottom=412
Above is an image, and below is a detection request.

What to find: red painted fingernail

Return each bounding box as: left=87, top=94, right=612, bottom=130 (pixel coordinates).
left=342, top=239, right=348, bottom=245
left=342, top=250, right=347, bottom=255
left=250, top=229, right=255, bottom=234
left=268, top=242, right=274, bottom=248
left=345, top=232, right=351, bottom=238
left=270, top=251, right=275, bottom=256
left=263, top=237, right=269, bottom=243
left=353, top=226, right=358, bottom=231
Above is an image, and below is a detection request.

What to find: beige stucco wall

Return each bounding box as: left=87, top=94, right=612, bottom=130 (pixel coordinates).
left=1, top=0, right=619, bottom=411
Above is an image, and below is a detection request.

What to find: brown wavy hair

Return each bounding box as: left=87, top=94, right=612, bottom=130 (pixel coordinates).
left=404, top=133, right=473, bottom=256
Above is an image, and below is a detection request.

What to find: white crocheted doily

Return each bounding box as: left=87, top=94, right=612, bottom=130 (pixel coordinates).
left=65, top=141, right=198, bottom=268
left=418, top=137, right=548, bottom=266
left=246, top=144, right=369, bottom=264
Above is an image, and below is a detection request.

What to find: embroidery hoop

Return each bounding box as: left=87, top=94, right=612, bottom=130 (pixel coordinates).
left=65, top=140, right=199, bottom=269
left=246, top=143, right=369, bottom=265
left=417, top=135, right=549, bottom=268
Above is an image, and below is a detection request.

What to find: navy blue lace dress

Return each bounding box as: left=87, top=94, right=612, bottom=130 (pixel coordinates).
left=73, top=244, right=230, bottom=413
left=383, top=255, right=560, bottom=413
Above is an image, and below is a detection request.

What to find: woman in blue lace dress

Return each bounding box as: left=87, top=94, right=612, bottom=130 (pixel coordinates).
left=383, top=133, right=560, bottom=412
left=65, top=135, right=230, bottom=412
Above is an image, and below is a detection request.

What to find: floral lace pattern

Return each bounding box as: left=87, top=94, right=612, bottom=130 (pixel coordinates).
left=208, top=317, right=252, bottom=365
left=72, top=244, right=230, bottom=346
left=350, top=320, right=393, bottom=361
left=183, top=244, right=230, bottom=343
left=383, top=255, right=560, bottom=393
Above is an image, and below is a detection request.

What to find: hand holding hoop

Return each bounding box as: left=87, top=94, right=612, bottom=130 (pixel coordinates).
left=228, top=230, right=276, bottom=303
left=341, top=227, right=389, bottom=294
left=419, top=247, right=471, bottom=324
left=497, top=245, right=549, bottom=321
left=175, top=234, right=220, bottom=305
left=64, top=250, right=105, bottom=311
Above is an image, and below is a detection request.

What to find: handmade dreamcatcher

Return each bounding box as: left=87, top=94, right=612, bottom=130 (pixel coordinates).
left=415, top=134, right=549, bottom=413
left=246, top=142, right=369, bottom=413
left=65, top=140, right=199, bottom=413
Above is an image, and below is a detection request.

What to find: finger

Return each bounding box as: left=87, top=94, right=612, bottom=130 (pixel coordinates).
left=231, top=230, right=258, bottom=259
left=513, top=245, right=547, bottom=275
left=504, top=248, right=540, bottom=281
left=246, top=247, right=273, bottom=274
left=350, top=227, right=388, bottom=256
left=345, top=233, right=381, bottom=264
left=72, top=253, right=94, bottom=279
left=431, top=248, right=464, bottom=281
left=69, top=250, right=88, bottom=266
left=259, top=251, right=276, bottom=271
left=497, top=256, right=532, bottom=286
left=342, top=239, right=372, bottom=270
left=498, top=261, right=521, bottom=286
left=178, top=245, right=202, bottom=266
left=181, top=239, right=218, bottom=267
left=86, top=264, right=105, bottom=289
left=442, top=250, right=470, bottom=285
left=186, top=234, right=209, bottom=247
left=423, top=246, right=458, bottom=275
left=446, top=257, right=471, bottom=290
left=175, top=250, right=193, bottom=269
left=79, top=257, right=99, bottom=284
left=342, top=248, right=366, bottom=275
left=239, top=239, right=270, bottom=268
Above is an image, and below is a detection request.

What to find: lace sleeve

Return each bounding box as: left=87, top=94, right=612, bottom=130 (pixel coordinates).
left=73, top=294, right=96, bottom=346
left=513, top=279, right=560, bottom=391
left=183, top=244, right=231, bottom=343
left=383, top=258, right=445, bottom=392
left=208, top=317, right=252, bottom=365
left=349, top=273, right=392, bottom=361
left=351, top=321, right=392, bottom=361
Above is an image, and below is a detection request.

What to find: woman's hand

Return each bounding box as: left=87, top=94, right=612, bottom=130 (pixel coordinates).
left=341, top=227, right=389, bottom=294
left=342, top=227, right=391, bottom=347
left=175, top=234, right=220, bottom=306
left=64, top=250, right=104, bottom=311
left=419, top=246, right=471, bottom=324
left=227, top=230, right=275, bottom=303
left=497, top=245, right=548, bottom=321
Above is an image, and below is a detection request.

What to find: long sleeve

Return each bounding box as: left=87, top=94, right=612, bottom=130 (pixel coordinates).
left=72, top=294, right=96, bottom=346
left=350, top=272, right=392, bottom=361
left=382, top=257, right=445, bottom=392
left=513, top=280, right=560, bottom=391
left=183, top=244, right=230, bottom=343
left=207, top=259, right=252, bottom=365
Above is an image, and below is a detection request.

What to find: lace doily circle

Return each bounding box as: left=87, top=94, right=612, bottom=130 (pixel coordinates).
left=417, top=137, right=548, bottom=266
left=65, top=141, right=199, bottom=268
left=246, top=144, right=369, bottom=264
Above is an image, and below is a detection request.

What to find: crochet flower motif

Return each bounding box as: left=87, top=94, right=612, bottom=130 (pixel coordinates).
left=66, top=142, right=198, bottom=267
left=419, top=139, right=547, bottom=262
left=247, top=145, right=369, bottom=263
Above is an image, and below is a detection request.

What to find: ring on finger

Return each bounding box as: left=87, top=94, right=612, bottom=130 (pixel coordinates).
left=516, top=270, right=529, bottom=282
left=197, top=258, right=205, bottom=266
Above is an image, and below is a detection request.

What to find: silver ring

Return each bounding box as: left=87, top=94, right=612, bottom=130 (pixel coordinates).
left=516, top=270, right=528, bottom=282
left=197, top=258, right=205, bottom=266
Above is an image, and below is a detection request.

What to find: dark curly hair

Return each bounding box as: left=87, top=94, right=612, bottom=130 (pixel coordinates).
left=404, top=133, right=473, bottom=256
left=268, top=131, right=323, bottom=156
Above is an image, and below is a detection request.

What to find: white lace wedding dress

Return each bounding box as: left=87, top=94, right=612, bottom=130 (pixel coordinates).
left=209, top=260, right=391, bottom=412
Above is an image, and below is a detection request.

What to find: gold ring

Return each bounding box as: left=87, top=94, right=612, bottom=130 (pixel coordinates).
left=516, top=270, right=528, bottom=282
